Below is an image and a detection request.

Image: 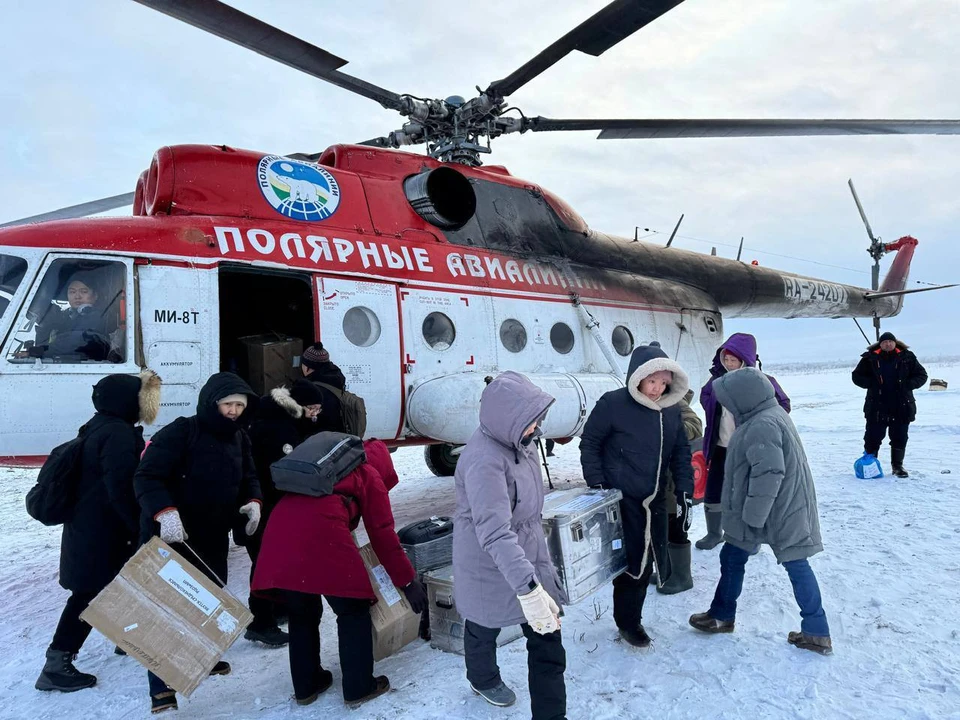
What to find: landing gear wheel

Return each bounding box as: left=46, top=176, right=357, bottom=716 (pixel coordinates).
left=425, top=443, right=459, bottom=477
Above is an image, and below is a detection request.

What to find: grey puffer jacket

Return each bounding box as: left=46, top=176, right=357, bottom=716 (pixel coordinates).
left=715, top=367, right=822, bottom=563
left=452, top=371, right=566, bottom=628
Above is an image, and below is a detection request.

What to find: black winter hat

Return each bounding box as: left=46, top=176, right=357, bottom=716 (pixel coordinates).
left=301, top=342, right=331, bottom=371
left=92, top=374, right=142, bottom=424
left=290, top=379, right=326, bottom=406
left=878, top=331, right=897, bottom=343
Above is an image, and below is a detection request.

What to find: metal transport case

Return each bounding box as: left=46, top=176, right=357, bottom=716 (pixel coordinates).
left=541, top=487, right=626, bottom=605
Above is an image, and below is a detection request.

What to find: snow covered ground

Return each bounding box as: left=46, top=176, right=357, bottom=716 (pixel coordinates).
left=2, top=362, right=959, bottom=720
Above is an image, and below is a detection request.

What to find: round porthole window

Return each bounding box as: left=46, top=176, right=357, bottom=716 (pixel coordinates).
left=342, top=306, right=381, bottom=347
left=423, top=312, right=456, bottom=350
left=612, top=325, right=634, bottom=357
left=550, top=322, right=575, bottom=355
left=499, top=319, right=527, bottom=353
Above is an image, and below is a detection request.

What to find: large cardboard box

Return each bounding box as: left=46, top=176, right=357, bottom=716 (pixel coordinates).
left=358, top=543, right=421, bottom=661
left=238, top=334, right=303, bottom=394
left=80, top=538, right=252, bottom=697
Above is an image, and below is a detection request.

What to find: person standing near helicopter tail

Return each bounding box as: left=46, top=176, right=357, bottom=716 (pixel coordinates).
left=134, top=371, right=262, bottom=714
left=696, top=333, right=790, bottom=551
left=852, top=331, right=927, bottom=478
left=580, top=343, right=692, bottom=648
left=35, top=369, right=161, bottom=694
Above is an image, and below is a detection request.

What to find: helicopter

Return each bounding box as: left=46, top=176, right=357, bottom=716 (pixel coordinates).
left=0, top=0, right=958, bottom=477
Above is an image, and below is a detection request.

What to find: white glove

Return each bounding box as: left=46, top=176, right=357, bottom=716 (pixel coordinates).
left=239, top=502, right=261, bottom=536
left=156, top=509, right=187, bottom=544
left=517, top=583, right=560, bottom=635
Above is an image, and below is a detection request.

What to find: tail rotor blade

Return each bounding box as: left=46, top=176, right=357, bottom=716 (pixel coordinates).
left=847, top=179, right=877, bottom=243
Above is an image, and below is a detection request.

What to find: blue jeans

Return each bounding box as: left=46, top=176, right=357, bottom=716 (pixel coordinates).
left=709, top=542, right=830, bottom=637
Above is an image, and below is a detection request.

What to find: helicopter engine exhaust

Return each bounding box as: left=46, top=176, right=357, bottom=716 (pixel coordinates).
left=403, top=167, right=476, bottom=229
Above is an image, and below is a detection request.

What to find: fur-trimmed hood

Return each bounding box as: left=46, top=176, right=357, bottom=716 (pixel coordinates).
left=270, top=386, right=306, bottom=419
left=91, top=368, right=161, bottom=425
left=138, top=369, right=161, bottom=425
left=626, top=344, right=690, bottom=411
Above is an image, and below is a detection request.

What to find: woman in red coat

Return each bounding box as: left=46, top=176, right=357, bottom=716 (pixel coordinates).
left=253, top=439, right=427, bottom=707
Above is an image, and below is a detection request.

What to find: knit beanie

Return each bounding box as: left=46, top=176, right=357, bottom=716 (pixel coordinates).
left=878, top=331, right=897, bottom=343
left=301, top=342, right=331, bottom=371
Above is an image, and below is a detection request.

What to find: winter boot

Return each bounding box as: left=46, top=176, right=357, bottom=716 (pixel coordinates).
left=695, top=505, right=723, bottom=550
left=345, top=675, right=390, bottom=708
left=787, top=631, right=833, bottom=656
left=209, top=660, right=231, bottom=676
left=619, top=625, right=652, bottom=648
left=891, top=447, right=909, bottom=478
left=244, top=625, right=290, bottom=647
left=35, top=649, right=97, bottom=692
left=471, top=681, right=517, bottom=707
left=114, top=645, right=127, bottom=656
left=295, top=669, right=334, bottom=706
left=689, top=612, right=735, bottom=634
left=657, top=542, right=693, bottom=595
left=151, top=691, right=178, bottom=714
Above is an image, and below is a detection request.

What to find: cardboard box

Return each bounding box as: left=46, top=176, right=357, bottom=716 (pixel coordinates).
left=238, top=334, right=303, bottom=394
left=80, top=538, right=252, bottom=697
left=358, top=543, right=421, bottom=661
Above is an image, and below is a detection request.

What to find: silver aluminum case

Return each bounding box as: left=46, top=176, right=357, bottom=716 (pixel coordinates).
left=423, top=564, right=523, bottom=655
left=541, top=487, right=626, bottom=605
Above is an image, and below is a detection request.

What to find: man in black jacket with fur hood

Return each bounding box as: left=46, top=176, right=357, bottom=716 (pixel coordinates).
left=852, top=331, right=928, bottom=477
left=580, top=343, right=692, bottom=648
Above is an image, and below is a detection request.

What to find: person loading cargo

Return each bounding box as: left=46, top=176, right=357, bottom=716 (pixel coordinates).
left=452, top=371, right=567, bottom=720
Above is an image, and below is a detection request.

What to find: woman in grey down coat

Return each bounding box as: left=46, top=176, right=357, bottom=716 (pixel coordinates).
left=688, top=367, right=832, bottom=655
left=453, top=371, right=567, bottom=720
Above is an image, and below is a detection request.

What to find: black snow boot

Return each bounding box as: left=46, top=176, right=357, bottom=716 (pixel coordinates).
left=695, top=505, right=723, bottom=550
left=151, top=690, right=178, bottom=714
left=689, top=612, right=735, bottom=634
left=244, top=625, right=290, bottom=647
left=35, top=649, right=97, bottom=692
left=891, top=447, right=909, bottom=478
left=657, top=542, right=693, bottom=595
left=619, top=625, right=652, bottom=648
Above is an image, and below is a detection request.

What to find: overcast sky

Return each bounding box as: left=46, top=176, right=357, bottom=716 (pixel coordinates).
left=1, top=0, right=958, bottom=364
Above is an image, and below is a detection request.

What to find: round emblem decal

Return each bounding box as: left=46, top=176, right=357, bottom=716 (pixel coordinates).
left=257, top=155, right=341, bottom=222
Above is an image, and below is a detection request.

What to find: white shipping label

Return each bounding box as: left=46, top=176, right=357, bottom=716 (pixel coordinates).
left=123, top=623, right=139, bottom=632
left=371, top=564, right=402, bottom=606
left=589, top=536, right=602, bottom=554
left=612, top=539, right=623, bottom=550
left=216, top=611, right=238, bottom=634
left=157, top=560, right=221, bottom=616
left=862, top=462, right=882, bottom=479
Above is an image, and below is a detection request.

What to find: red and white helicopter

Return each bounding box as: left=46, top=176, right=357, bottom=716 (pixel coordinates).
left=1, top=0, right=957, bottom=478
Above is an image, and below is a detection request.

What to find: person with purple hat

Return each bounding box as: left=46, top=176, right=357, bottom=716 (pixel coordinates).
left=696, top=333, right=791, bottom=550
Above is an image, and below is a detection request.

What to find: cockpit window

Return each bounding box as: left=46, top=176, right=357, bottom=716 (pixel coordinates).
left=0, top=254, right=27, bottom=323
left=6, top=259, right=128, bottom=364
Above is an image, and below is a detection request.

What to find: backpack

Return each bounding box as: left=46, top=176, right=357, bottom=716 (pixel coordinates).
left=25, top=432, right=87, bottom=526
left=270, top=432, right=366, bottom=497
left=317, top=382, right=367, bottom=438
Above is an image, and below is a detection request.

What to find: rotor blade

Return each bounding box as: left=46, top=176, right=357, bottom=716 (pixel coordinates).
left=486, top=0, right=686, bottom=99
left=356, top=137, right=393, bottom=147
left=131, top=1, right=404, bottom=110
left=847, top=179, right=878, bottom=244
left=864, top=283, right=958, bottom=299
left=523, top=117, right=960, bottom=138
left=0, top=193, right=136, bottom=229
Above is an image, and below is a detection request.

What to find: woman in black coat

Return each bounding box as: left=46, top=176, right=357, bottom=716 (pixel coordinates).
left=242, top=379, right=326, bottom=645
left=35, top=369, right=161, bottom=694
left=852, top=332, right=928, bottom=477
left=134, top=371, right=262, bottom=712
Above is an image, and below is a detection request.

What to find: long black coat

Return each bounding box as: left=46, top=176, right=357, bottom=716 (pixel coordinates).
left=852, top=341, right=928, bottom=423
left=59, top=370, right=160, bottom=593
left=135, top=372, right=261, bottom=582
left=305, top=362, right=346, bottom=434
left=580, top=345, right=692, bottom=581
left=248, top=387, right=314, bottom=512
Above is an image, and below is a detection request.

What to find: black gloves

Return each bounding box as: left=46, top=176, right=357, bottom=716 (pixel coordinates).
left=402, top=580, right=428, bottom=614
left=677, top=492, right=693, bottom=533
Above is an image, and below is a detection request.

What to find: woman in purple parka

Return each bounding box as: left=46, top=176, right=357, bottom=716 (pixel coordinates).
left=695, top=333, right=791, bottom=550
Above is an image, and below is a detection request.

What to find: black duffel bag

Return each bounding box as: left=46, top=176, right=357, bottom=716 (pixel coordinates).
left=270, top=432, right=366, bottom=497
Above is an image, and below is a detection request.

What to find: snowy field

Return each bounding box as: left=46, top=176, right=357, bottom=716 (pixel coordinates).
left=1, top=362, right=959, bottom=720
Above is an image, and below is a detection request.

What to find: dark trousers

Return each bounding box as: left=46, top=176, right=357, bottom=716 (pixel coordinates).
left=709, top=542, right=830, bottom=636
left=243, top=531, right=279, bottom=630
left=864, top=419, right=910, bottom=455
left=464, top=619, right=566, bottom=720
left=704, top=446, right=727, bottom=505
left=612, top=557, right=654, bottom=630
left=50, top=590, right=98, bottom=654
left=284, top=590, right=374, bottom=702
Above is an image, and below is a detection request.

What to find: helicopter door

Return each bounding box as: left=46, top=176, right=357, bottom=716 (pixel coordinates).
left=316, top=276, right=402, bottom=440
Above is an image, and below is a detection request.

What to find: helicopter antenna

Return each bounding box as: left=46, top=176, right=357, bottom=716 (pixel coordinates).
left=848, top=178, right=883, bottom=340
left=736, top=236, right=744, bottom=261
left=665, top=213, right=684, bottom=248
